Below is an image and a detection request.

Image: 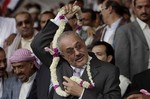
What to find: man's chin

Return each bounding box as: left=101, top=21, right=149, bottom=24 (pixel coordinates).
left=0, top=72, right=5, bottom=77
left=0, top=74, right=4, bottom=77
left=18, top=77, right=28, bottom=82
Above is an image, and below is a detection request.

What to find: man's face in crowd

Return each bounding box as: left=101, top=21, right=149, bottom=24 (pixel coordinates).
left=134, top=0, right=150, bottom=22
left=59, top=33, right=88, bottom=68
left=0, top=51, right=6, bottom=77
left=12, top=61, right=34, bottom=82
left=40, top=13, right=54, bottom=29
left=101, top=1, right=110, bottom=24
left=16, top=13, right=34, bottom=38
left=81, top=12, right=92, bottom=26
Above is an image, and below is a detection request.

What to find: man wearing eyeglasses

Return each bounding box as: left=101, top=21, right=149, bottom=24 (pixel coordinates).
left=6, top=11, right=39, bottom=72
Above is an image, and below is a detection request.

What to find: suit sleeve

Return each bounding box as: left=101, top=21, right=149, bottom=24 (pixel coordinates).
left=114, top=26, right=130, bottom=79
left=31, top=20, right=58, bottom=67
left=82, top=67, right=121, bottom=99
left=130, top=74, right=142, bottom=93
left=31, top=20, right=72, bottom=67
left=1, top=78, right=13, bottom=99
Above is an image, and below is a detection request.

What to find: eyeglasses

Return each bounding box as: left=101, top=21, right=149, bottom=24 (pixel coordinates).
left=62, top=42, right=84, bottom=56
left=100, top=7, right=107, bottom=12
left=16, top=20, right=31, bottom=27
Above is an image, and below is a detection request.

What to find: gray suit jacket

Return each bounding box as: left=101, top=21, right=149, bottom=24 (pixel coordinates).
left=2, top=76, right=22, bottom=99
left=0, top=77, right=8, bottom=99
left=114, top=20, right=149, bottom=80
left=2, top=76, right=37, bottom=99
left=91, top=18, right=128, bottom=48
left=31, top=20, right=121, bottom=99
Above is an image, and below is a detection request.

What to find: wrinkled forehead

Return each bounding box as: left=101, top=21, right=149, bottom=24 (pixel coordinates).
left=134, top=0, right=150, bottom=6
left=0, top=51, right=5, bottom=58
left=16, top=13, right=31, bottom=21
left=11, top=61, right=32, bottom=67
left=58, top=33, right=83, bottom=48
left=60, top=34, right=81, bottom=44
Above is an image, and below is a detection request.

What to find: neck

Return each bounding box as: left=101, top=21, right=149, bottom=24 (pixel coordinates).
left=107, top=14, right=121, bottom=27
left=147, top=21, right=150, bottom=27
left=22, top=32, right=34, bottom=40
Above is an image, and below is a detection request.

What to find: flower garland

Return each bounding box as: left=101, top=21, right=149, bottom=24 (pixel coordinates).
left=46, top=5, right=95, bottom=97
left=140, top=89, right=150, bottom=96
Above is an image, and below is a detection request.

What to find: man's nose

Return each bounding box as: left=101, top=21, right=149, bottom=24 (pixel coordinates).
left=14, top=68, right=21, bottom=75
left=74, top=48, right=80, bottom=55
left=0, top=62, right=5, bottom=68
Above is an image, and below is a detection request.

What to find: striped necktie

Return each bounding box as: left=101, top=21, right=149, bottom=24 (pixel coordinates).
left=73, top=68, right=81, bottom=77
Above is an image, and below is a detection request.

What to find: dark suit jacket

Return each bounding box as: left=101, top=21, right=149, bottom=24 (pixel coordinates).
left=124, top=69, right=150, bottom=98
left=131, top=69, right=150, bottom=92
left=31, top=20, right=121, bottom=99
left=114, top=20, right=149, bottom=80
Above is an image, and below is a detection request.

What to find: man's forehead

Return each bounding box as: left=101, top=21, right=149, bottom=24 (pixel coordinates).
left=16, top=14, right=29, bottom=20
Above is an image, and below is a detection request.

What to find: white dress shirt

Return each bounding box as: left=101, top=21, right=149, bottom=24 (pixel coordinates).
left=101, top=18, right=122, bottom=45
left=19, top=72, right=36, bottom=99
left=21, top=36, right=34, bottom=52
left=119, top=75, right=131, bottom=96
left=70, top=56, right=92, bottom=99
left=136, top=18, right=150, bottom=68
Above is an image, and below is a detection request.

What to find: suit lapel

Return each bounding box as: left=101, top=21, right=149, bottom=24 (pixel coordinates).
left=57, top=60, right=73, bottom=90
left=133, top=21, right=148, bottom=47
left=81, top=53, right=99, bottom=81
left=53, top=60, right=73, bottom=99
left=13, top=79, right=22, bottom=99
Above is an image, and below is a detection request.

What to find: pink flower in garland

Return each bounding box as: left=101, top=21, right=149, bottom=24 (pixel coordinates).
left=53, top=48, right=59, bottom=57
left=76, top=25, right=82, bottom=31
left=140, top=89, right=150, bottom=96
left=59, top=15, right=65, bottom=20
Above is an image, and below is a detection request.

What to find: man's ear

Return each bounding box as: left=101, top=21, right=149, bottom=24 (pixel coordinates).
left=107, top=55, right=113, bottom=62
left=73, top=18, right=77, bottom=25
left=61, top=54, right=64, bottom=57
left=108, top=6, right=113, bottom=14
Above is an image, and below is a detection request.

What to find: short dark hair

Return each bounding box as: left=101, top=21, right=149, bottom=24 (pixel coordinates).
left=41, top=11, right=55, bottom=18
left=104, top=0, right=124, bottom=16
left=91, top=41, right=115, bottom=64
left=15, top=11, right=32, bottom=20
left=68, top=0, right=84, bottom=5
left=133, top=0, right=136, bottom=6
left=82, top=8, right=97, bottom=21
left=0, top=47, right=5, bottom=53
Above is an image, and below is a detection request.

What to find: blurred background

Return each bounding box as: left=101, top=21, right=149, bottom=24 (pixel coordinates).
left=0, top=0, right=99, bottom=17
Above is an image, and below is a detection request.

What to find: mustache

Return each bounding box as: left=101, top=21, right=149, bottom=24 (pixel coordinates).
left=75, top=54, right=83, bottom=61
left=140, top=13, right=148, bottom=16
left=0, top=67, right=6, bottom=71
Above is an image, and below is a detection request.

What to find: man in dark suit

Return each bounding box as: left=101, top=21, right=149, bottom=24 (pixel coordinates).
left=31, top=4, right=121, bottom=99
left=114, top=0, right=150, bottom=80
left=125, top=69, right=150, bottom=99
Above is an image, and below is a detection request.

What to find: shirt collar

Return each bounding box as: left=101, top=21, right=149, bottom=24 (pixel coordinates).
left=24, top=72, right=37, bottom=83
left=136, top=17, right=148, bottom=30
left=106, top=17, right=122, bottom=30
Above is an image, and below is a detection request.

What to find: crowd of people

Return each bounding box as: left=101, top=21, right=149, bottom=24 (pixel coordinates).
left=0, top=0, right=150, bottom=99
